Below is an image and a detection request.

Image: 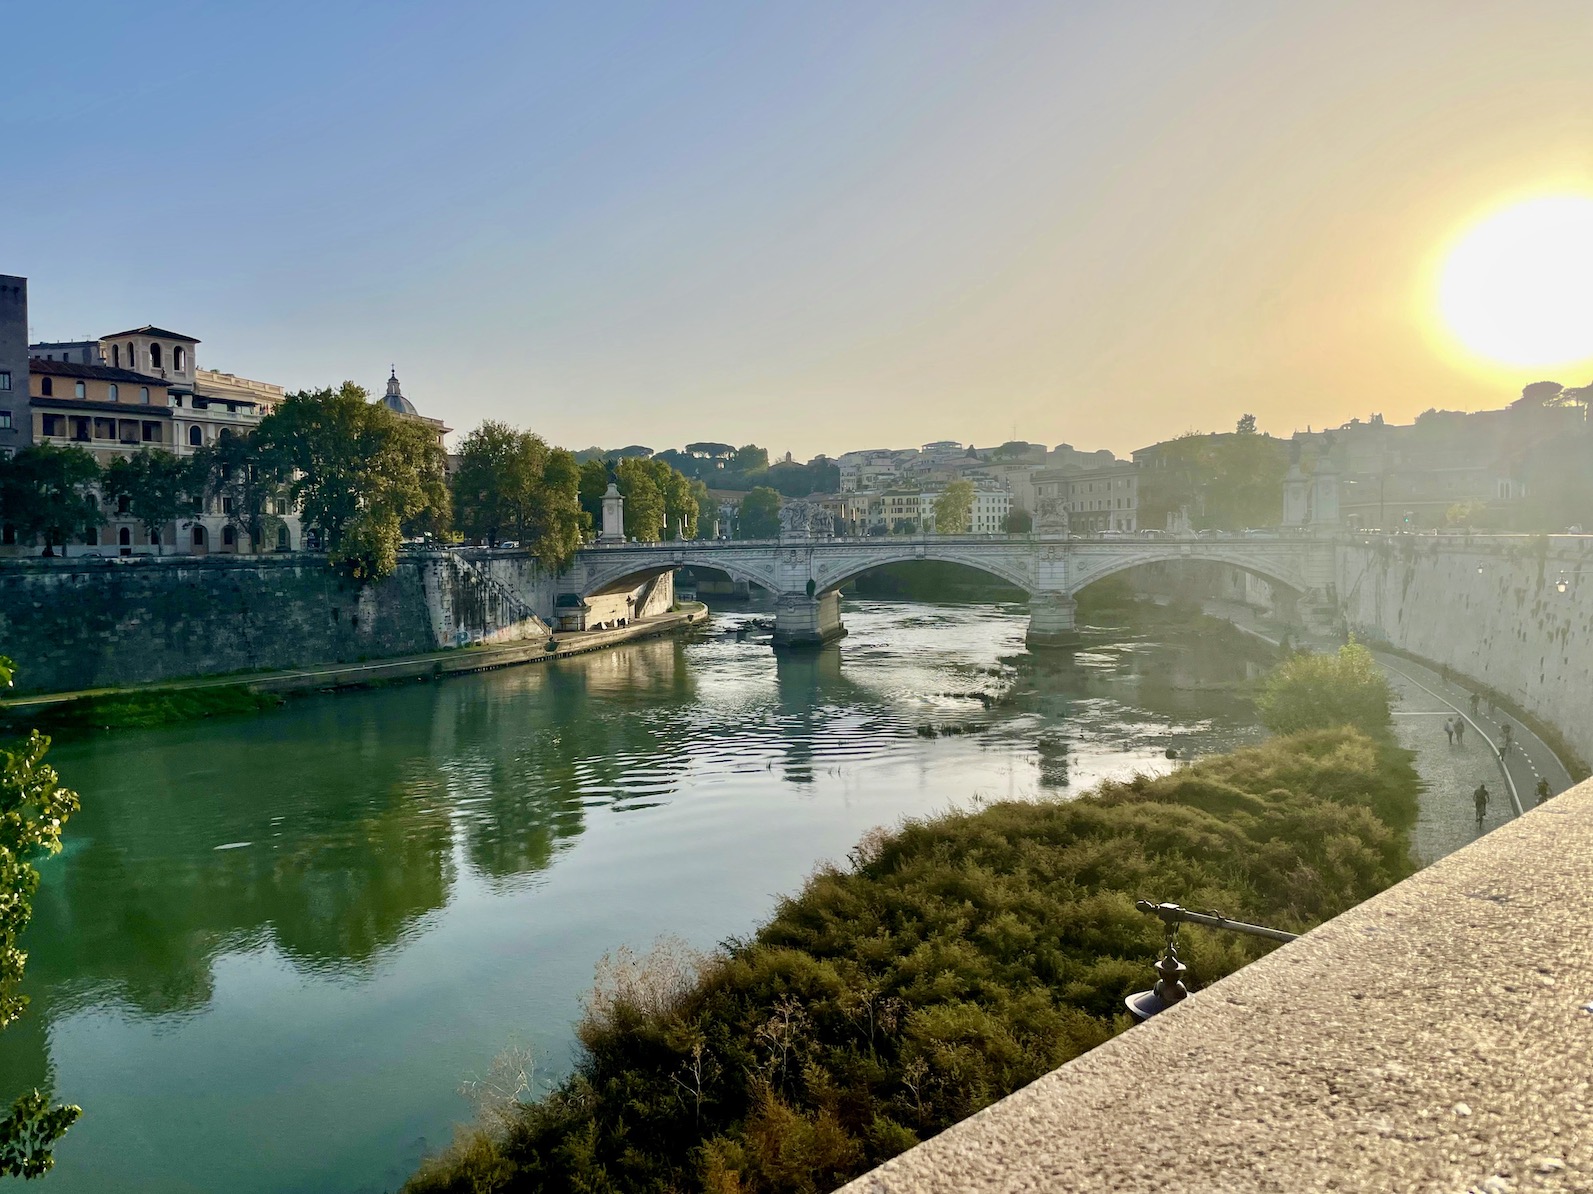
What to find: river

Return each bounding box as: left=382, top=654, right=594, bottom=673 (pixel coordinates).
left=0, top=599, right=1270, bottom=1193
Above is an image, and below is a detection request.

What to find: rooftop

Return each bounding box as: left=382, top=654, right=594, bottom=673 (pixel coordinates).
left=28, top=357, right=167, bottom=386
left=101, top=325, right=200, bottom=343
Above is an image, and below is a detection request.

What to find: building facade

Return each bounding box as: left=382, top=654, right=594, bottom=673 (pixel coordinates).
left=0, top=276, right=28, bottom=459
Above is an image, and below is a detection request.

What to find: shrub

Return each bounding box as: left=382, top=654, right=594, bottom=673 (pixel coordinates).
left=1256, top=640, right=1391, bottom=737
left=406, top=726, right=1418, bottom=1194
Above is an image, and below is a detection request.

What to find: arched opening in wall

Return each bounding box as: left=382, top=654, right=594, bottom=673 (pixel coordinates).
left=174, top=346, right=186, bottom=372
left=676, top=565, right=770, bottom=604
left=118, top=526, right=132, bottom=556
left=191, top=524, right=208, bottom=556
left=1071, top=558, right=1306, bottom=627
left=221, top=525, right=237, bottom=552
left=149, top=343, right=162, bottom=370
left=837, top=559, right=1028, bottom=603
left=276, top=525, right=290, bottom=552
left=189, top=425, right=203, bottom=447
left=112, top=344, right=120, bottom=367
left=150, top=529, right=160, bottom=546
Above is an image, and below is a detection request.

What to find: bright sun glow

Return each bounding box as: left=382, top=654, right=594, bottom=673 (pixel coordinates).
left=1438, top=195, right=1593, bottom=368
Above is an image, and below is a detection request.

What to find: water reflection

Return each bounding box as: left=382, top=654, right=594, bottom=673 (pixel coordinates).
left=0, top=599, right=1271, bottom=1194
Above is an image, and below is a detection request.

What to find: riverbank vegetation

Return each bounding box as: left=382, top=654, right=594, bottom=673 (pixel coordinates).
left=0, top=658, right=82, bottom=1177
left=408, top=644, right=1414, bottom=1194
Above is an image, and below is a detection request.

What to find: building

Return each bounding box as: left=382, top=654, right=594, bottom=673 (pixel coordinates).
left=6, top=293, right=303, bottom=556
left=0, top=276, right=28, bottom=459
left=1033, top=461, right=1139, bottom=533
left=377, top=368, right=451, bottom=449
left=1292, top=406, right=1582, bottom=529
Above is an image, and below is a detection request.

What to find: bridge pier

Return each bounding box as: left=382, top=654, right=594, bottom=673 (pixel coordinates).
left=1026, top=592, right=1080, bottom=649
left=772, top=591, right=846, bottom=650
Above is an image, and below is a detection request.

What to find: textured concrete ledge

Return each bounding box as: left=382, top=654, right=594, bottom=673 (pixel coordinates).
left=842, top=779, right=1593, bottom=1194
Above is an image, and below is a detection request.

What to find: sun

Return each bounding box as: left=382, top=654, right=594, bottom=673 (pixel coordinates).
left=1437, top=194, right=1593, bottom=368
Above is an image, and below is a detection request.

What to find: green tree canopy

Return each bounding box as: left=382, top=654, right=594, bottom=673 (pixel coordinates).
left=0, top=444, right=102, bottom=554
left=933, top=479, right=974, bottom=534
left=1003, top=507, right=1033, bottom=533
left=0, top=657, right=83, bottom=1178
left=258, top=383, right=450, bottom=579
left=1257, top=640, right=1393, bottom=737
left=737, top=487, right=782, bottom=539
left=104, top=448, right=204, bottom=554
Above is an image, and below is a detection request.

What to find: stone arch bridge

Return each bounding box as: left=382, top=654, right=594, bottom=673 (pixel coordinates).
left=564, top=532, right=1337, bottom=648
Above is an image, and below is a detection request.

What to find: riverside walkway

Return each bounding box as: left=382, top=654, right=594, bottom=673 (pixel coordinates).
left=1198, top=597, right=1579, bottom=860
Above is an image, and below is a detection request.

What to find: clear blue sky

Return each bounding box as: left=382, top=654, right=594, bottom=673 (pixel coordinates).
left=7, top=1, right=1593, bottom=457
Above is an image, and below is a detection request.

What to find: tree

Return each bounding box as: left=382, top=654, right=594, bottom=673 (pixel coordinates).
left=578, top=459, right=612, bottom=531
left=616, top=457, right=666, bottom=542
left=1513, top=380, right=1565, bottom=409
left=192, top=433, right=291, bottom=553
left=1257, top=640, right=1392, bottom=737
left=731, top=445, right=769, bottom=474
left=452, top=421, right=535, bottom=548
left=1236, top=413, right=1258, bottom=435
left=0, top=444, right=102, bottom=555
left=1003, top=508, right=1033, bottom=533
left=103, top=450, right=203, bottom=555
left=692, top=480, right=716, bottom=539
left=258, top=383, right=450, bottom=580
left=737, top=487, right=782, bottom=539
left=933, top=480, right=974, bottom=534
left=0, top=657, right=83, bottom=1179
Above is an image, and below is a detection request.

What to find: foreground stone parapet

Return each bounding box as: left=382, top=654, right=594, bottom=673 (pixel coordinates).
left=842, top=779, right=1593, bottom=1194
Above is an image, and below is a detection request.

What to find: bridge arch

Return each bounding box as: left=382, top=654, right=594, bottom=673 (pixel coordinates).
left=1065, top=545, right=1311, bottom=599
left=814, top=545, right=1036, bottom=596
left=578, top=551, right=781, bottom=598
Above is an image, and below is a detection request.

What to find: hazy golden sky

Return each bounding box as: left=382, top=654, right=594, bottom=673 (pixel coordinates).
left=10, top=1, right=1593, bottom=457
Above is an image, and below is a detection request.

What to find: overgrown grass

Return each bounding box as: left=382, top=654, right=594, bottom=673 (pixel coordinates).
left=407, top=724, right=1419, bottom=1194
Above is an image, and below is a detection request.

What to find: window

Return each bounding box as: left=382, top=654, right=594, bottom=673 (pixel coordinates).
left=142, top=422, right=162, bottom=443
left=108, top=383, right=119, bottom=402
left=277, top=526, right=289, bottom=551
left=40, top=377, right=52, bottom=396
left=70, top=417, right=91, bottom=442
left=150, top=343, right=162, bottom=370
left=112, top=345, right=120, bottom=367
left=140, top=386, right=150, bottom=403
left=189, top=425, right=203, bottom=447
left=0, top=411, right=9, bottom=430
left=94, top=417, right=116, bottom=440
left=174, top=346, right=186, bottom=371
left=119, top=528, right=131, bottom=546
left=42, top=415, right=64, bottom=436
left=126, top=342, right=134, bottom=367
left=222, top=526, right=236, bottom=547
left=0, top=370, right=9, bottom=390
left=84, top=527, right=98, bottom=546
left=74, top=381, right=86, bottom=398
left=117, top=494, right=130, bottom=515
left=192, top=525, right=206, bottom=546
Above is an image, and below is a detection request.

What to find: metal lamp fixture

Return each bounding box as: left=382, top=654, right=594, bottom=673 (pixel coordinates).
left=1126, top=901, right=1299, bottom=1022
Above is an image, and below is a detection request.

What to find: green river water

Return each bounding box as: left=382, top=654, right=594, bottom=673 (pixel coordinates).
left=0, top=599, right=1269, bottom=1193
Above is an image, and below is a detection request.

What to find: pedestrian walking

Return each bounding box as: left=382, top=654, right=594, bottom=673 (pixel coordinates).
left=1536, top=777, right=1552, bottom=806
left=1473, top=783, right=1489, bottom=828
left=1499, top=722, right=1513, bottom=758
left=1454, top=717, right=1465, bottom=745
left=1469, top=692, right=1480, bottom=717
left=1443, top=717, right=1455, bottom=745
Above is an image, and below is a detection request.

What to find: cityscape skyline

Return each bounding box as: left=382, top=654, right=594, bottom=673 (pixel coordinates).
left=7, top=1, right=1593, bottom=460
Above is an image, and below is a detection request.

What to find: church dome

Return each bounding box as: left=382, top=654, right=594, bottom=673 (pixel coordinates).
left=381, top=367, right=419, bottom=417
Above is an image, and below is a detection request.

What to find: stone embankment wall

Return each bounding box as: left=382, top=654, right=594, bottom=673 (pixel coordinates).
left=1336, top=535, right=1593, bottom=764
left=0, top=550, right=565, bottom=695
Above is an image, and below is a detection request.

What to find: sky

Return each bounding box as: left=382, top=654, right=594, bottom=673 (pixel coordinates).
left=6, top=0, right=1593, bottom=459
